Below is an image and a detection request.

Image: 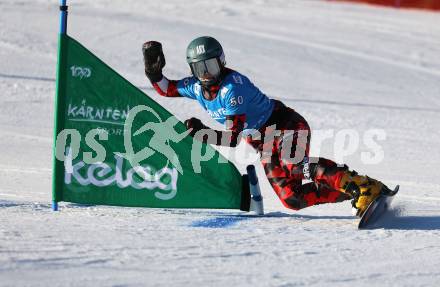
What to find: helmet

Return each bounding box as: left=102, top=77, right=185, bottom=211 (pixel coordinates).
left=186, top=36, right=226, bottom=86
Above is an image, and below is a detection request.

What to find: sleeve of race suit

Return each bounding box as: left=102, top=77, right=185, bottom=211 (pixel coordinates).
left=222, top=114, right=246, bottom=147
left=151, top=75, right=182, bottom=98
left=199, top=114, right=246, bottom=147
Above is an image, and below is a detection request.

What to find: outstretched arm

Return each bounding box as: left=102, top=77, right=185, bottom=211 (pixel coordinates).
left=152, top=77, right=181, bottom=98
left=185, top=114, right=246, bottom=147
left=142, top=41, right=181, bottom=98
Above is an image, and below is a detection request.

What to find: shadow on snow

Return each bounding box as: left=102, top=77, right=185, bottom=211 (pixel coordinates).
left=1, top=200, right=438, bottom=230
left=189, top=212, right=356, bottom=228
left=366, top=209, right=440, bottom=231
left=189, top=211, right=440, bottom=230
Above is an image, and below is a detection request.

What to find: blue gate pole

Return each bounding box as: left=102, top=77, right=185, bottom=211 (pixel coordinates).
left=246, top=165, right=264, bottom=215
left=52, top=0, right=68, bottom=212
left=59, top=0, right=68, bottom=34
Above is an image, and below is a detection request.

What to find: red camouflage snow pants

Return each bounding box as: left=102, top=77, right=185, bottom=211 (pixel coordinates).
left=246, top=100, right=351, bottom=210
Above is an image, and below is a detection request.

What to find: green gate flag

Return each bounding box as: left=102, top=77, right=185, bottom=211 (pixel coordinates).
left=52, top=34, right=249, bottom=209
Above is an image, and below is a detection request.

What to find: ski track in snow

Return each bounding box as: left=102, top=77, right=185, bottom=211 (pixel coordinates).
left=1, top=0, right=440, bottom=286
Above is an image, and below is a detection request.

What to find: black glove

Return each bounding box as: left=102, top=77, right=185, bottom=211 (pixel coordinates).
left=184, top=117, right=207, bottom=137
left=142, top=41, right=166, bottom=82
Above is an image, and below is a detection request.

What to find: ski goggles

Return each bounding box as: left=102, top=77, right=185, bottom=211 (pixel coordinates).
left=190, top=58, right=221, bottom=82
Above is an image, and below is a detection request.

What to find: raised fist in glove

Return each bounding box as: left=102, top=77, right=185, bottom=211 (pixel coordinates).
left=142, top=41, right=166, bottom=82
left=184, top=117, right=208, bottom=137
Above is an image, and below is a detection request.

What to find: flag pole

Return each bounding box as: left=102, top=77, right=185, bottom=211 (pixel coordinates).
left=247, top=165, right=264, bottom=215
left=59, top=0, right=68, bottom=34
left=52, top=0, right=69, bottom=211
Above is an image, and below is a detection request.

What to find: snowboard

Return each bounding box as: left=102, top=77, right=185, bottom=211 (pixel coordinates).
left=358, top=185, right=399, bottom=229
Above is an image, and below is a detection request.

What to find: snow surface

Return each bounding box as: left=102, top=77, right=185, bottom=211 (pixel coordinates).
left=1, top=0, right=440, bottom=286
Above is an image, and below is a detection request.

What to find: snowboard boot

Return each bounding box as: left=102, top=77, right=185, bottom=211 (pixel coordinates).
left=337, top=170, right=392, bottom=217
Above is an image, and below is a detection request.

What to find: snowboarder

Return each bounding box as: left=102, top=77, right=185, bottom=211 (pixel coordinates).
left=142, top=36, right=394, bottom=217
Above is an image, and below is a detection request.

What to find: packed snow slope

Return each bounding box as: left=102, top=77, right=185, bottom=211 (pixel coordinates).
left=1, top=0, right=440, bottom=286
